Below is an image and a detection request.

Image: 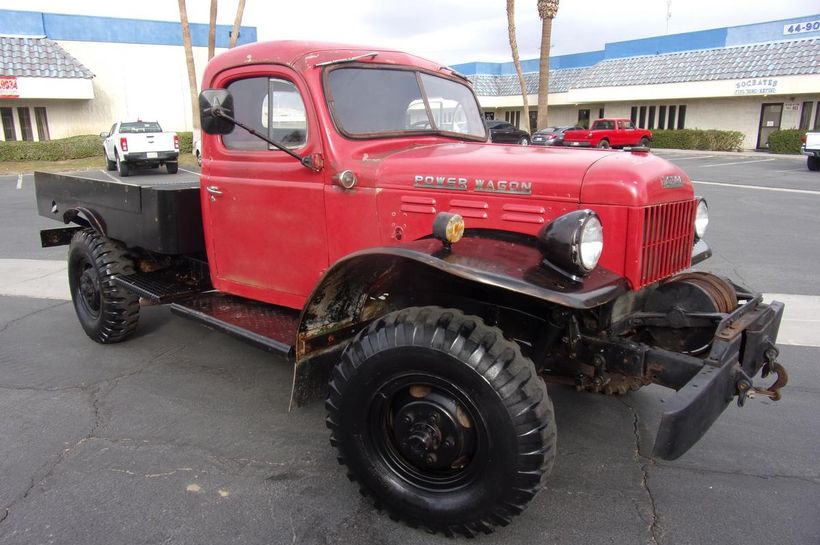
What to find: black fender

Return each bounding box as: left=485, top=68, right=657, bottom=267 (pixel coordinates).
left=290, top=233, right=628, bottom=408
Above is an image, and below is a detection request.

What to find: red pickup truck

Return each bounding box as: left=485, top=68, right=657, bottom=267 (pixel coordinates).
left=563, top=118, right=652, bottom=149
left=33, top=41, right=786, bottom=536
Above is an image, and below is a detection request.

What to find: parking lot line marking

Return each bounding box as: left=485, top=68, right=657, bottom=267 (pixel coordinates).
left=661, top=155, right=716, bottom=160
left=699, top=158, right=776, bottom=168
left=179, top=168, right=199, bottom=176
left=1, top=259, right=818, bottom=347
left=692, top=180, right=820, bottom=196
left=98, top=169, right=120, bottom=182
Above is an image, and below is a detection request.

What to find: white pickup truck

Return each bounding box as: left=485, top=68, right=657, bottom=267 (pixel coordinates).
left=803, top=131, right=820, bottom=171
left=101, top=121, right=179, bottom=176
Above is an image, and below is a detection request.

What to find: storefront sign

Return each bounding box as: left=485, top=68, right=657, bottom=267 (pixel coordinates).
left=0, top=76, right=18, bottom=98
left=734, top=78, right=778, bottom=96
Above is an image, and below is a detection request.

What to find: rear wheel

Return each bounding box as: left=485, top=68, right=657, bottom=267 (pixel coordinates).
left=519, top=136, right=530, bottom=146
left=326, top=307, right=556, bottom=536
left=166, top=161, right=179, bottom=174
left=597, top=139, right=610, bottom=149
left=68, top=229, right=139, bottom=343
left=808, top=155, right=819, bottom=171
left=104, top=149, right=116, bottom=171
left=115, top=152, right=130, bottom=177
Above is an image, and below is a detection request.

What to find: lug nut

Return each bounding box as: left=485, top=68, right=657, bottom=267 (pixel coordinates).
left=425, top=454, right=437, bottom=465
left=401, top=415, right=413, bottom=425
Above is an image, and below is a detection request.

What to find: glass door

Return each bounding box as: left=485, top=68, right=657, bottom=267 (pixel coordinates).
left=756, top=103, right=783, bottom=150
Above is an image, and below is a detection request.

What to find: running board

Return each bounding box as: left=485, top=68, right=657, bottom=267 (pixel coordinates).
left=114, top=269, right=210, bottom=304
left=170, top=292, right=299, bottom=357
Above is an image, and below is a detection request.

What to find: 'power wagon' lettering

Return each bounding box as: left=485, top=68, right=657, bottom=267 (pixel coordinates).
left=413, top=175, right=532, bottom=195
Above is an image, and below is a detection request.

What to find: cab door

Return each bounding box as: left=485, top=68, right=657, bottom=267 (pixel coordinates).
left=201, top=67, right=328, bottom=310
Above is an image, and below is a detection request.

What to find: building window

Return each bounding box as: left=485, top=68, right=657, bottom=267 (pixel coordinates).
left=1, top=108, right=15, bottom=141
left=648, top=106, right=656, bottom=130
left=529, top=110, right=537, bottom=132
left=630, top=106, right=638, bottom=124
left=799, top=102, right=813, bottom=131
left=658, top=106, right=667, bottom=129
left=638, top=106, right=647, bottom=128
left=814, top=102, right=820, bottom=131
left=598, top=107, right=605, bottom=119
left=668, top=105, right=677, bottom=130
left=34, top=107, right=50, bottom=141
left=484, top=111, right=494, bottom=121
left=504, top=110, right=520, bottom=128
left=17, top=108, right=33, bottom=141
left=677, top=105, right=687, bottom=129
left=578, top=109, right=590, bottom=129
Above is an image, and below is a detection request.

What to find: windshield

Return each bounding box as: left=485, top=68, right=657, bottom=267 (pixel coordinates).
left=120, top=121, right=162, bottom=133
left=326, top=67, right=486, bottom=139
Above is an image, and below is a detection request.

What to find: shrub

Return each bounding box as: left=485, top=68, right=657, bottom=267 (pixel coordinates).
left=767, top=129, right=803, bottom=154
left=177, top=131, right=193, bottom=154
left=0, top=135, right=103, bottom=162
left=651, top=129, right=744, bottom=151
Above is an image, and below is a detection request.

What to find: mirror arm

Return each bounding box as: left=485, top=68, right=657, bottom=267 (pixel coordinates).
left=211, top=107, right=317, bottom=171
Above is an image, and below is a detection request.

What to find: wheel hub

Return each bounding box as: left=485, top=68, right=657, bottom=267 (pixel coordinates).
left=391, top=390, right=473, bottom=471
left=78, top=266, right=101, bottom=314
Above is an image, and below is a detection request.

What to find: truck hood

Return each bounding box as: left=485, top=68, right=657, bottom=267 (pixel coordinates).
left=368, top=142, right=692, bottom=206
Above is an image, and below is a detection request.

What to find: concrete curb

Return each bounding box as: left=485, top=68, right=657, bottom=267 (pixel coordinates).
left=652, top=148, right=805, bottom=160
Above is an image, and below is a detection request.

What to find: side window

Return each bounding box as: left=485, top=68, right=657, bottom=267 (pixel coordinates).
left=624, top=121, right=636, bottom=130
left=617, top=121, right=624, bottom=129
left=223, top=77, right=308, bottom=151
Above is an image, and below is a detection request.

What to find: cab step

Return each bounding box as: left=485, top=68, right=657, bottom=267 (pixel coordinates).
left=114, top=269, right=210, bottom=304
left=170, top=292, right=299, bottom=356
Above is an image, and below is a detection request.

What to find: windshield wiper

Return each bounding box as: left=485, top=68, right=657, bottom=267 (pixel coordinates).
left=315, top=52, right=379, bottom=67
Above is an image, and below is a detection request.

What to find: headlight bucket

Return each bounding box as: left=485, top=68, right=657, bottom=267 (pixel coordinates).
left=537, top=209, right=603, bottom=280
left=694, top=197, right=708, bottom=239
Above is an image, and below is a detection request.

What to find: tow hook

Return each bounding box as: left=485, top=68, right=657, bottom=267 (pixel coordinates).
left=735, top=344, right=788, bottom=406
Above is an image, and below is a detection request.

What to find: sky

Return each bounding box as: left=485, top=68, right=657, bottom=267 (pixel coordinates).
left=0, top=0, right=817, bottom=64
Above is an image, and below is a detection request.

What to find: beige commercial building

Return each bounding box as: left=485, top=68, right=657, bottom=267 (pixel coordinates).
left=454, top=15, right=820, bottom=150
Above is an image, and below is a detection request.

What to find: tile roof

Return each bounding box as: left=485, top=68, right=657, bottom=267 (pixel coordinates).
left=469, top=38, right=819, bottom=96
left=0, top=36, right=94, bottom=79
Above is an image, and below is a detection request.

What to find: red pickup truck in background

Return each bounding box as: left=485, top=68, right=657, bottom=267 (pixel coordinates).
left=563, top=118, right=652, bottom=149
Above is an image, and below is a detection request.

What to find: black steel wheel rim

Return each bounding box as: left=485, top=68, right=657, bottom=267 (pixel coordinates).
left=76, top=259, right=101, bottom=318
left=368, top=372, right=489, bottom=492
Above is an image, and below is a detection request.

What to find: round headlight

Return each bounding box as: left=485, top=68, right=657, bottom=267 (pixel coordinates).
left=433, top=212, right=465, bottom=248
left=537, top=210, right=604, bottom=280
left=694, top=198, right=709, bottom=239
left=579, top=215, right=603, bottom=271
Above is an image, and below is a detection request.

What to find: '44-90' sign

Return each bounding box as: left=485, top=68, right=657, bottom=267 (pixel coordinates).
left=0, top=76, right=19, bottom=98
left=783, top=20, right=820, bottom=36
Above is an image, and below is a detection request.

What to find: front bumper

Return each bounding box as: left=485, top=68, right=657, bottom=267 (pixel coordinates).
left=651, top=293, right=785, bottom=459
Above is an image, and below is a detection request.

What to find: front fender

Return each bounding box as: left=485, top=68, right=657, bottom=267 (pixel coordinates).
left=290, top=234, right=628, bottom=408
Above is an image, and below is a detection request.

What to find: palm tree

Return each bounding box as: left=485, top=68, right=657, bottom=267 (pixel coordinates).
left=536, top=0, right=559, bottom=129
left=229, top=0, right=247, bottom=48
left=177, top=0, right=200, bottom=130
left=208, top=0, right=218, bottom=60
left=507, top=0, right=530, bottom=132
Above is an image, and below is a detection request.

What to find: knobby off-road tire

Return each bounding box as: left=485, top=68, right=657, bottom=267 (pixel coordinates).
left=68, top=229, right=139, bottom=343
left=326, top=306, right=556, bottom=537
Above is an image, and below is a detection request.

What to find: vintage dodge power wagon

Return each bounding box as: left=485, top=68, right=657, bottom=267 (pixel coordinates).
left=34, top=41, right=788, bottom=536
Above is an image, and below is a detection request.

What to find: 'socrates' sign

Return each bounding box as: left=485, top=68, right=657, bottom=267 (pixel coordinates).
left=734, top=78, right=778, bottom=96
left=783, top=20, right=820, bottom=36
left=0, top=76, right=18, bottom=98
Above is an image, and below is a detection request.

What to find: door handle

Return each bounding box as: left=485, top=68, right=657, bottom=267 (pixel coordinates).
left=206, top=186, right=222, bottom=195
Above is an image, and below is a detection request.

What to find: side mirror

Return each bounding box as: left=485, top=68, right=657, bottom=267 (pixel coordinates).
left=199, top=89, right=235, bottom=135
left=99, top=131, right=108, bottom=138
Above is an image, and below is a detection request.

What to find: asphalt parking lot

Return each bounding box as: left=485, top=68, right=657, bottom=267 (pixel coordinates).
left=1, top=154, right=818, bottom=544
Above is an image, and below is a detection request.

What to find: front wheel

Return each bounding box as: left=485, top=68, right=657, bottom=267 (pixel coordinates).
left=808, top=155, right=819, bottom=171
left=68, top=230, right=139, bottom=343
left=519, top=136, right=530, bottom=146
left=639, top=137, right=651, bottom=148
left=326, top=307, right=556, bottom=536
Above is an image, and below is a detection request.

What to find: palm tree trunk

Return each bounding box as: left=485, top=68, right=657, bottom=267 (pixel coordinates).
left=536, top=16, right=553, bottom=129
left=229, top=0, right=247, bottom=48
left=208, top=0, right=218, bottom=60
left=177, top=0, right=200, bottom=130
left=507, top=0, right=530, bottom=132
